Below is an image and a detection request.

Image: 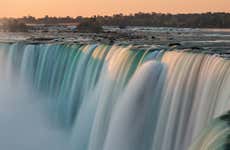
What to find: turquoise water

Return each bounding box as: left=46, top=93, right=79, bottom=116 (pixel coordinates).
left=0, top=42, right=230, bottom=150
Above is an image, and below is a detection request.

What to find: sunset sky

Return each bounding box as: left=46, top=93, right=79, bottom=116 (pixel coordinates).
left=0, top=0, right=230, bottom=18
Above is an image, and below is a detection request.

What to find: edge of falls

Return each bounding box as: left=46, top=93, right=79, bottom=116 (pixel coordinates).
left=0, top=42, right=230, bottom=150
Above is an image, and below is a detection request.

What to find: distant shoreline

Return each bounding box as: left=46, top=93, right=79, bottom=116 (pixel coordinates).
left=1, top=12, right=230, bottom=29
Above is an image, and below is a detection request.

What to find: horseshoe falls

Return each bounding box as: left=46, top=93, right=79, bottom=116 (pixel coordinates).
left=0, top=42, right=230, bottom=150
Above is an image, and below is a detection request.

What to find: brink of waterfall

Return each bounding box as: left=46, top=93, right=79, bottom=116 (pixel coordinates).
left=0, top=42, right=230, bottom=150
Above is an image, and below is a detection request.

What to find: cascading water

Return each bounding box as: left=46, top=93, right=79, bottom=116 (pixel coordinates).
left=0, top=42, right=230, bottom=150
left=189, top=111, right=230, bottom=150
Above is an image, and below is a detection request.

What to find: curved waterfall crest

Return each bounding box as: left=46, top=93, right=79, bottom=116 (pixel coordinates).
left=0, top=42, right=229, bottom=150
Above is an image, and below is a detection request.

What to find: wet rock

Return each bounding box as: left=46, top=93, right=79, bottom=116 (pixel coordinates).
left=190, top=46, right=203, bottom=50
left=168, top=42, right=181, bottom=47
left=29, top=37, right=56, bottom=42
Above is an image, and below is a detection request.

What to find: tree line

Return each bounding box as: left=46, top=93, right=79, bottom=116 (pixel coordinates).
left=1, top=12, right=230, bottom=32
left=96, top=12, right=230, bottom=28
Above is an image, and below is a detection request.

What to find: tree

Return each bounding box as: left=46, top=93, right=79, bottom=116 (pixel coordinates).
left=77, top=18, right=103, bottom=33
left=2, top=20, right=28, bottom=32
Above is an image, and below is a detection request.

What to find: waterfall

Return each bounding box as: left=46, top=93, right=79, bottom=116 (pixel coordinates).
left=103, top=61, right=166, bottom=150
left=0, top=42, right=230, bottom=150
left=189, top=112, right=230, bottom=150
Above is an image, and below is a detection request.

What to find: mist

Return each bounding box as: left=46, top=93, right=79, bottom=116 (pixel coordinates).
left=0, top=75, right=70, bottom=150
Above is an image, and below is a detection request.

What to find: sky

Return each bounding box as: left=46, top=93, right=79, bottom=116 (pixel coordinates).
left=0, top=0, right=230, bottom=18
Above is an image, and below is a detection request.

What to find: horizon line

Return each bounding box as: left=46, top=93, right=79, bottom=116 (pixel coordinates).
left=1, top=11, right=230, bottom=19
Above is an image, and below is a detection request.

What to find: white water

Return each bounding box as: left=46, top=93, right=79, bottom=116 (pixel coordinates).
left=103, top=61, right=166, bottom=150
left=0, top=43, right=230, bottom=150
left=0, top=57, right=70, bottom=149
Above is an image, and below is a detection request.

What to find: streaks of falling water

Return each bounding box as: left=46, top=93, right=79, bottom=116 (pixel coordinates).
left=0, top=42, right=230, bottom=150
left=189, top=111, right=230, bottom=150
left=103, top=60, right=166, bottom=150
